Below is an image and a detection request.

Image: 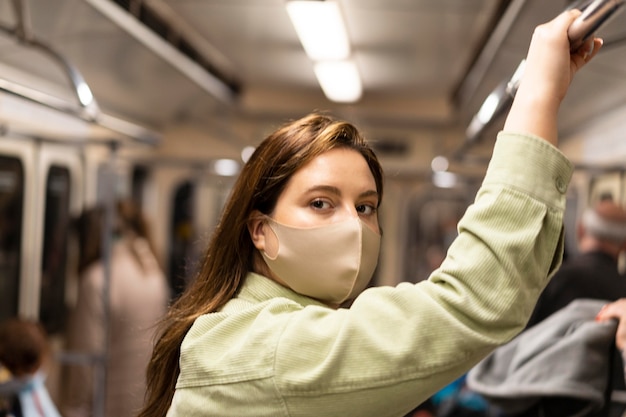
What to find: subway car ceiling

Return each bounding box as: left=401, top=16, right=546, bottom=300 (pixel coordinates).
left=1, top=0, right=626, bottom=173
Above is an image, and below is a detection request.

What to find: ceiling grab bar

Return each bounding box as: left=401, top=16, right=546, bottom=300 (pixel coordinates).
left=460, top=0, right=625, bottom=149
left=3, top=0, right=101, bottom=122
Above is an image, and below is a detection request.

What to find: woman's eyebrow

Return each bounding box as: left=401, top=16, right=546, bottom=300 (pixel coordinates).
left=303, top=185, right=378, bottom=201
left=359, top=190, right=378, bottom=200
left=304, top=185, right=342, bottom=196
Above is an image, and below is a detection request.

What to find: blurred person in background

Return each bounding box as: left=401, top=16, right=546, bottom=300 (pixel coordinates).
left=526, top=199, right=626, bottom=328
left=0, top=317, right=61, bottom=417
left=62, top=200, right=169, bottom=417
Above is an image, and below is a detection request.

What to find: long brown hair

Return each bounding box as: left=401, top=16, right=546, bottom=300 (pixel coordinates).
left=139, top=113, right=384, bottom=416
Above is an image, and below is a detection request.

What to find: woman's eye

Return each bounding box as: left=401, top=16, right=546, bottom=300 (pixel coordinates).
left=356, top=204, right=376, bottom=215
left=310, top=199, right=331, bottom=210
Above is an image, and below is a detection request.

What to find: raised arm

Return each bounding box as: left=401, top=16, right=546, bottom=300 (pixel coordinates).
left=504, top=9, right=603, bottom=146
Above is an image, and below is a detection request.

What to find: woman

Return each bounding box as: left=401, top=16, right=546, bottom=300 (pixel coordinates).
left=63, top=200, right=169, bottom=417
left=140, top=10, right=602, bottom=417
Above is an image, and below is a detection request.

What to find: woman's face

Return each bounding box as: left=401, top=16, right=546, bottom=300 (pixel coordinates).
left=272, top=147, right=379, bottom=232
left=248, top=147, right=380, bottom=287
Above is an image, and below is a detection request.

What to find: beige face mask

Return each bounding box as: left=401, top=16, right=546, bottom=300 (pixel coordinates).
left=261, top=217, right=381, bottom=305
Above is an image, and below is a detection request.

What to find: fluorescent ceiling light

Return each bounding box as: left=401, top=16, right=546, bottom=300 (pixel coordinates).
left=476, top=90, right=501, bottom=124
left=465, top=79, right=512, bottom=142
left=213, top=159, right=240, bottom=176
left=241, top=146, right=256, bottom=163
left=286, top=1, right=350, bottom=61
left=431, top=156, right=449, bottom=172
left=314, top=60, right=362, bottom=103
left=433, top=171, right=458, bottom=189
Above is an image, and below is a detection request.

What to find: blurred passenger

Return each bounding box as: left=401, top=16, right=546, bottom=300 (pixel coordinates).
left=468, top=298, right=621, bottom=417
left=595, top=299, right=626, bottom=412
left=597, top=297, right=626, bottom=357
left=526, top=199, right=626, bottom=328
left=468, top=199, right=626, bottom=417
left=597, top=298, right=626, bottom=415
left=62, top=200, right=169, bottom=417
left=0, top=318, right=61, bottom=417
left=469, top=198, right=626, bottom=417
left=139, top=10, right=602, bottom=417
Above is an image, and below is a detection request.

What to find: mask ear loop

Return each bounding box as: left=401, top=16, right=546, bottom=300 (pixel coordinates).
left=260, top=216, right=280, bottom=260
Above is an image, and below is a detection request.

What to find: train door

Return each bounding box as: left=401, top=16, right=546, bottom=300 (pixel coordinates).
left=402, top=186, right=476, bottom=284
left=37, top=143, right=83, bottom=335
left=0, top=135, right=84, bottom=402
left=169, top=179, right=196, bottom=297
left=0, top=137, right=83, bottom=325
left=36, top=142, right=84, bottom=403
left=168, top=173, right=235, bottom=298
left=0, top=137, right=34, bottom=322
left=588, top=171, right=625, bottom=205
left=146, top=160, right=236, bottom=299
left=580, top=169, right=626, bottom=271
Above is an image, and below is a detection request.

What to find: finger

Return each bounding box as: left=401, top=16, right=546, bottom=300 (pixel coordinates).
left=557, top=8, right=582, bottom=27
left=533, top=9, right=580, bottom=46
left=572, top=37, right=604, bottom=69
left=596, top=299, right=626, bottom=321
left=586, top=38, right=604, bottom=61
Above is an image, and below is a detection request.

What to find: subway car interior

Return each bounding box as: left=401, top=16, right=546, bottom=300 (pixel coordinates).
left=1, top=0, right=626, bottom=415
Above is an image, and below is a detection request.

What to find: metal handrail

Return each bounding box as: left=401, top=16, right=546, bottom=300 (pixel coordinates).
left=1, top=0, right=100, bottom=121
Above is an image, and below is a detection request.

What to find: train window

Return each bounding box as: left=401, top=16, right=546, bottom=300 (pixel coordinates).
left=131, top=165, right=149, bottom=207
left=169, top=181, right=196, bottom=298
left=0, top=156, right=24, bottom=321
left=405, top=190, right=471, bottom=283
left=588, top=172, right=624, bottom=204
left=39, top=165, right=71, bottom=335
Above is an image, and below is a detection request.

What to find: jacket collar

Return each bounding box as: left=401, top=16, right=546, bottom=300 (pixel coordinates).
left=237, top=272, right=329, bottom=309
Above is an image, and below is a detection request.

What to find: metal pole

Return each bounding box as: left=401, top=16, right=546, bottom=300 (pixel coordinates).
left=93, top=141, right=118, bottom=417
